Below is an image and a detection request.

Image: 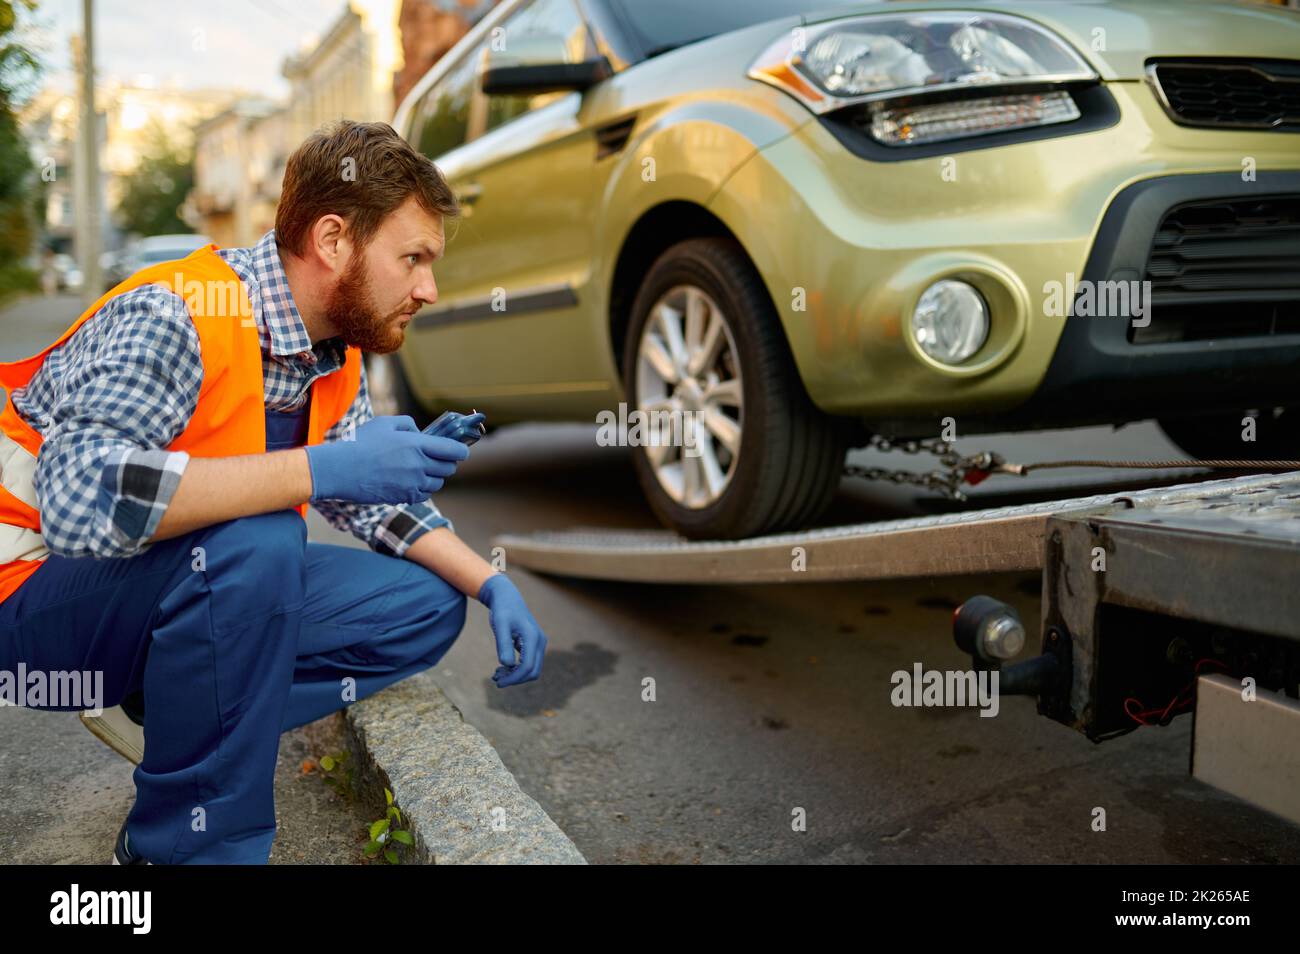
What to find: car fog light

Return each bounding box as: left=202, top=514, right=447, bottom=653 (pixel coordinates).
left=911, top=280, right=989, bottom=365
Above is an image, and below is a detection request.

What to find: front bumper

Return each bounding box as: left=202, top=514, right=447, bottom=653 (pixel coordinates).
left=993, top=170, right=1300, bottom=431
left=709, top=79, right=1300, bottom=428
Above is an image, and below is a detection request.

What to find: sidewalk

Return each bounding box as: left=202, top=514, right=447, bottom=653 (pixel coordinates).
left=0, top=702, right=376, bottom=864
left=0, top=671, right=583, bottom=864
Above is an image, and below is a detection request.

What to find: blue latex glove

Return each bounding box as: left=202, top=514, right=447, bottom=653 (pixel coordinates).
left=305, top=414, right=469, bottom=505
left=478, top=573, right=547, bottom=687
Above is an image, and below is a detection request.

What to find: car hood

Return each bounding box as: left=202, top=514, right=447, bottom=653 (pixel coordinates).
left=798, top=1, right=1300, bottom=81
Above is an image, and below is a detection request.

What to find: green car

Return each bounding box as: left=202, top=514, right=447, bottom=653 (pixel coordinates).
left=383, top=0, right=1300, bottom=539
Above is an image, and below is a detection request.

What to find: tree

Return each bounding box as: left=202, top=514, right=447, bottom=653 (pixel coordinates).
left=0, top=0, right=39, bottom=305
left=115, top=122, right=194, bottom=237
left=0, top=0, right=38, bottom=265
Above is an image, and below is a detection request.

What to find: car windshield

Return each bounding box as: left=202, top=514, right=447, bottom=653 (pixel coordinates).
left=608, top=0, right=858, bottom=56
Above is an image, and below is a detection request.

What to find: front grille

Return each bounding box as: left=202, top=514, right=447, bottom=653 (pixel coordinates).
left=1148, top=58, right=1300, bottom=131
left=1132, top=195, right=1300, bottom=344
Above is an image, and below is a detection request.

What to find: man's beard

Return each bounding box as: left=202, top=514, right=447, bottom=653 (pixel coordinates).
left=321, top=251, right=410, bottom=354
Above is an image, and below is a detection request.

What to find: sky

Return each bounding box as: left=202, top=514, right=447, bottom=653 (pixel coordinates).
left=24, top=0, right=350, bottom=97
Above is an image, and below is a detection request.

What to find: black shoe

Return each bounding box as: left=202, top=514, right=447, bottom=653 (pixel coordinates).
left=112, top=819, right=153, bottom=865
left=121, top=689, right=146, bottom=726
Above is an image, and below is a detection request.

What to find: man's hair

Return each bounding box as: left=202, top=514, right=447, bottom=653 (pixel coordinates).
left=275, top=119, right=459, bottom=258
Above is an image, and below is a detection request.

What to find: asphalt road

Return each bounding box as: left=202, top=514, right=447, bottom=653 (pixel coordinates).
left=415, top=421, right=1300, bottom=864
left=4, top=291, right=1298, bottom=864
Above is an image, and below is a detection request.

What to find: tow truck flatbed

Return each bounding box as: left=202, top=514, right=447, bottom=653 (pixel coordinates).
left=492, top=471, right=1300, bottom=585
left=494, top=470, right=1300, bottom=824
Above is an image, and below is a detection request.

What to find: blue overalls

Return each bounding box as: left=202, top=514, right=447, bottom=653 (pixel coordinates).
left=0, top=401, right=467, bottom=863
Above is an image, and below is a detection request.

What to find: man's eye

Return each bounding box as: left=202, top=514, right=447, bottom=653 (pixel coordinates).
left=407, top=254, right=419, bottom=265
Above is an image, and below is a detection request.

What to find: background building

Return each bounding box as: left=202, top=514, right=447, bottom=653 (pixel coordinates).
left=186, top=99, right=280, bottom=247
left=187, top=0, right=500, bottom=248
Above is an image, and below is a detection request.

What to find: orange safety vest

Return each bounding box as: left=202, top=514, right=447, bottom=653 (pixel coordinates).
left=0, top=244, right=361, bottom=607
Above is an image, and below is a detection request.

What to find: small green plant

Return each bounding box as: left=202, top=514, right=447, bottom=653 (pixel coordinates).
left=312, top=750, right=353, bottom=798
left=364, top=787, right=414, bottom=864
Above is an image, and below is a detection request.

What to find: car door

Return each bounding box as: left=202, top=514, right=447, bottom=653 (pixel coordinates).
left=407, top=0, right=612, bottom=421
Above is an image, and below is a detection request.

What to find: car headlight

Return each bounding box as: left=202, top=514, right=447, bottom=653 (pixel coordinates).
left=748, top=11, right=1096, bottom=145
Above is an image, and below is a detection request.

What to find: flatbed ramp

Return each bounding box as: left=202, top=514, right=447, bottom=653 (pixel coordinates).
left=492, top=472, right=1300, bottom=584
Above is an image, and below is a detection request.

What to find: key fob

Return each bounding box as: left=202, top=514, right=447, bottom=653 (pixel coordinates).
left=422, top=409, right=487, bottom=446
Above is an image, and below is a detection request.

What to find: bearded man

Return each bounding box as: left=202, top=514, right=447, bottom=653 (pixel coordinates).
left=0, top=119, right=547, bottom=865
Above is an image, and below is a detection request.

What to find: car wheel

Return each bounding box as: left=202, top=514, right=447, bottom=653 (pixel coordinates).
left=364, top=352, right=432, bottom=430
left=621, top=237, right=850, bottom=540
left=1158, top=407, right=1300, bottom=461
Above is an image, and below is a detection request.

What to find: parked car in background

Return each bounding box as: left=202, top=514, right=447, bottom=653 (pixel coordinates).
left=99, top=248, right=127, bottom=292
left=105, top=234, right=213, bottom=291
left=51, top=253, right=83, bottom=294
left=385, top=0, right=1300, bottom=539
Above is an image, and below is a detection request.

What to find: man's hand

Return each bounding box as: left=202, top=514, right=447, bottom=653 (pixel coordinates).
left=477, top=573, right=547, bottom=687
left=305, top=415, right=469, bottom=505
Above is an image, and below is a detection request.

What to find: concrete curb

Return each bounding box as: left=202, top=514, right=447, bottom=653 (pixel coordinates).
left=341, top=669, right=586, bottom=864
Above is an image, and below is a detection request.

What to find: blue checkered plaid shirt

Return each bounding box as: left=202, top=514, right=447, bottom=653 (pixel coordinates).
left=10, top=229, right=453, bottom=560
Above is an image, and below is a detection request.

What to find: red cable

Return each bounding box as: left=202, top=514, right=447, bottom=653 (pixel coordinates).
left=1123, top=659, right=1230, bottom=726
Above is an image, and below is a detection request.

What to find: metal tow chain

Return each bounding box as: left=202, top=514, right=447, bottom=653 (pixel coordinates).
left=842, top=435, right=1006, bottom=502
left=844, top=435, right=1300, bottom=501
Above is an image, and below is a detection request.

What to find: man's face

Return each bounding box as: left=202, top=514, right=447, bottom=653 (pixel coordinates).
left=322, top=195, right=445, bottom=354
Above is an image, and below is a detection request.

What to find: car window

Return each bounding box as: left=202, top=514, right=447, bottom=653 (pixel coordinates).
left=482, top=0, right=595, bottom=135
left=412, top=47, right=481, bottom=159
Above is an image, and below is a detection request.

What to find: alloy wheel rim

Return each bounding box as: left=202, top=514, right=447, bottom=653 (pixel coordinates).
left=635, top=283, right=744, bottom=509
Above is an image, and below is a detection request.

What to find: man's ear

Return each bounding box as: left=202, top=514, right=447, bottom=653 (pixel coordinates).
left=308, top=214, right=348, bottom=274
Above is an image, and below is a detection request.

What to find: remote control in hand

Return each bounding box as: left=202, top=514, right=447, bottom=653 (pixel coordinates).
left=422, top=409, right=487, bottom=446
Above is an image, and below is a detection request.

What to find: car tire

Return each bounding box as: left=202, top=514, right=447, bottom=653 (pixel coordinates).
left=1158, top=407, right=1300, bottom=461
left=621, top=237, right=850, bottom=540
left=364, top=352, right=432, bottom=430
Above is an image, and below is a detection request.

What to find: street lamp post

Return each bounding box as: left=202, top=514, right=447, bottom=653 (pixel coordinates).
left=75, top=0, right=102, bottom=304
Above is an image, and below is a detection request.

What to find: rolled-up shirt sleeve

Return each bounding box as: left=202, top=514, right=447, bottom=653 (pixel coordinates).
left=310, top=355, right=454, bottom=558
left=28, top=285, right=202, bottom=560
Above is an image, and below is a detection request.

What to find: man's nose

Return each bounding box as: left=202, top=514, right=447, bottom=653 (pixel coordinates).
left=414, top=270, right=438, bottom=306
